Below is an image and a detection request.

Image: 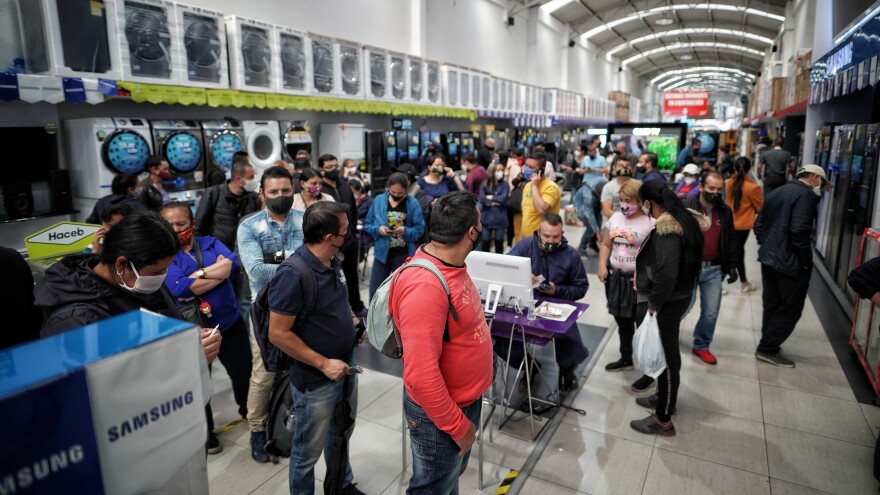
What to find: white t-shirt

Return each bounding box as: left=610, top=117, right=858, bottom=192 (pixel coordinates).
left=605, top=212, right=655, bottom=273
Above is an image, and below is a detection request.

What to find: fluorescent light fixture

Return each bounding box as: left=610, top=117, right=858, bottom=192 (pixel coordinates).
left=834, top=2, right=880, bottom=45
left=581, top=4, right=784, bottom=41
left=655, top=13, right=674, bottom=26
left=651, top=66, right=756, bottom=85
left=608, top=29, right=773, bottom=56
left=621, top=42, right=765, bottom=66
left=541, top=0, right=575, bottom=14
left=679, top=54, right=693, bottom=60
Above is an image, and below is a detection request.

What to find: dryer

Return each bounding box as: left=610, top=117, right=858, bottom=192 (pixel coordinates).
left=201, top=119, right=244, bottom=184
left=243, top=120, right=282, bottom=176
left=150, top=120, right=205, bottom=203
left=64, top=118, right=153, bottom=218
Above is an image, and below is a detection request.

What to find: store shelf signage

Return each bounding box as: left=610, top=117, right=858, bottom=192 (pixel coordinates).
left=812, top=13, right=880, bottom=88
left=663, top=91, right=709, bottom=116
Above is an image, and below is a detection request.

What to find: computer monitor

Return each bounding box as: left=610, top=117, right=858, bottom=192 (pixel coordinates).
left=465, top=250, right=535, bottom=313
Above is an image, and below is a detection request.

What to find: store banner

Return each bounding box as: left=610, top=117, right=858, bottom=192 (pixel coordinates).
left=663, top=91, right=709, bottom=116
left=63, top=78, right=86, bottom=104
left=0, top=73, right=18, bottom=101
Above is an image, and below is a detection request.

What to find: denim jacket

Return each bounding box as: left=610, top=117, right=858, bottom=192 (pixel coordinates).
left=237, top=208, right=305, bottom=296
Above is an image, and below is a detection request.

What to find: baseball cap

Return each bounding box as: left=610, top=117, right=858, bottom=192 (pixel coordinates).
left=798, top=164, right=832, bottom=191
left=682, top=164, right=700, bottom=175
left=392, top=163, right=419, bottom=179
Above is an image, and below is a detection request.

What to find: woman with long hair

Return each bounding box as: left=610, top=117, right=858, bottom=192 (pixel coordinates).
left=725, top=156, right=764, bottom=292
left=478, top=162, right=509, bottom=253
left=598, top=179, right=653, bottom=372
left=630, top=180, right=707, bottom=436
left=294, top=167, right=335, bottom=212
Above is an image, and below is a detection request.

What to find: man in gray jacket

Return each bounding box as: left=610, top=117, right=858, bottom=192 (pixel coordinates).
left=753, top=164, right=831, bottom=367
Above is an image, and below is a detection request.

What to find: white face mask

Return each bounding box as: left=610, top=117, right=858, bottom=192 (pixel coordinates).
left=118, top=262, right=167, bottom=294
left=684, top=177, right=696, bottom=185
left=813, top=184, right=821, bottom=196
left=494, top=171, right=504, bottom=181
left=244, top=178, right=260, bottom=192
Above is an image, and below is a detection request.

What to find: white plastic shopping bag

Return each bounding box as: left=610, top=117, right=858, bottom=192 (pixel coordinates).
left=632, top=313, right=667, bottom=378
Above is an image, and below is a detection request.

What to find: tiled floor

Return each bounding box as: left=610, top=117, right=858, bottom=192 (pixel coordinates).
left=206, top=225, right=879, bottom=494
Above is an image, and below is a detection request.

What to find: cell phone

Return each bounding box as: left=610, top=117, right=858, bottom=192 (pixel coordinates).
left=350, top=366, right=364, bottom=374
left=539, top=282, right=552, bottom=291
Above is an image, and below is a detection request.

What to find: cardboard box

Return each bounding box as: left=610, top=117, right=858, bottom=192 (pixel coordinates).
left=772, top=77, right=787, bottom=111
left=175, top=3, right=229, bottom=89
left=608, top=90, right=631, bottom=108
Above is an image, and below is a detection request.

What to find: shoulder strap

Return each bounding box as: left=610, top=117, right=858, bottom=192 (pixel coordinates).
left=192, top=239, right=203, bottom=269
left=284, top=254, right=317, bottom=327
left=393, top=258, right=458, bottom=342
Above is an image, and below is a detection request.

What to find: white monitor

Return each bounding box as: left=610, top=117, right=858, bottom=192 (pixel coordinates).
left=465, top=250, right=535, bottom=312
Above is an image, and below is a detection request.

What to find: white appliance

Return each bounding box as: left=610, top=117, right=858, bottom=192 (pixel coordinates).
left=114, top=0, right=180, bottom=84
left=318, top=123, right=364, bottom=166
left=408, top=57, right=426, bottom=103
left=201, top=119, right=244, bottom=183
left=441, top=64, right=459, bottom=107
left=225, top=16, right=276, bottom=93
left=274, top=26, right=310, bottom=95
left=281, top=120, right=313, bottom=161
left=477, top=71, right=491, bottom=112
left=335, top=38, right=363, bottom=99
left=150, top=120, right=206, bottom=202
left=425, top=59, right=441, bottom=105
left=174, top=3, right=228, bottom=88
left=242, top=120, right=282, bottom=176
left=364, top=46, right=388, bottom=101
left=388, top=51, right=408, bottom=102
left=459, top=68, right=471, bottom=109
left=64, top=118, right=153, bottom=218
left=310, top=33, right=335, bottom=96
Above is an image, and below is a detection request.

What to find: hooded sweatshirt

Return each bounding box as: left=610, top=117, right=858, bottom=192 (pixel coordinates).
left=34, top=254, right=180, bottom=338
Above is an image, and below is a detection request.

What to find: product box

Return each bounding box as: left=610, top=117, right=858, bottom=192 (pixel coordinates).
left=225, top=15, right=276, bottom=92
left=273, top=25, right=310, bottom=95
left=309, top=33, right=335, bottom=96
left=408, top=56, right=426, bottom=103
left=114, top=0, right=181, bottom=85
left=174, top=3, right=228, bottom=89
left=17, top=0, right=122, bottom=79
left=424, top=59, right=441, bottom=105
left=387, top=50, right=409, bottom=102
left=459, top=68, right=473, bottom=109
left=0, top=310, right=209, bottom=494
left=474, top=71, right=491, bottom=112
left=441, top=63, right=460, bottom=107
left=608, top=90, right=631, bottom=108
left=334, top=37, right=364, bottom=99
left=363, top=45, right=389, bottom=100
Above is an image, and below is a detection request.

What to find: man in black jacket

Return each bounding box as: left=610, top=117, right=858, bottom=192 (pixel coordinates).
left=194, top=157, right=261, bottom=250
left=477, top=137, right=495, bottom=169
left=683, top=172, right=738, bottom=365
left=318, top=153, right=366, bottom=315
left=753, top=164, right=831, bottom=367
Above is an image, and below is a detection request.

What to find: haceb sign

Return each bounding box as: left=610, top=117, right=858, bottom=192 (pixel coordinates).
left=25, top=222, right=99, bottom=260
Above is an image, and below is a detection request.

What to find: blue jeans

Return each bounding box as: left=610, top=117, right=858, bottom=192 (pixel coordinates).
left=574, top=187, right=600, bottom=249
left=687, top=265, right=723, bottom=349
left=404, top=390, right=482, bottom=495
left=481, top=228, right=505, bottom=241
left=289, top=375, right=359, bottom=495
left=369, top=251, right=409, bottom=301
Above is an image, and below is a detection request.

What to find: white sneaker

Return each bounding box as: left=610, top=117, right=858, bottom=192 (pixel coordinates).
left=721, top=289, right=729, bottom=295
left=741, top=283, right=758, bottom=293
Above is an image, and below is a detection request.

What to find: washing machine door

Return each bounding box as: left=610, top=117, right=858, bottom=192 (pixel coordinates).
left=208, top=129, right=244, bottom=170
left=248, top=125, right=281, bottom=170
left=161, top=131, right=203, bottom=173
left=101, top=129, right=151, bottom=174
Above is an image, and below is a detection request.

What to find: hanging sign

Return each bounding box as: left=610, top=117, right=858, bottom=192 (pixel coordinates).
left=663, top=90, right=709, bottom=116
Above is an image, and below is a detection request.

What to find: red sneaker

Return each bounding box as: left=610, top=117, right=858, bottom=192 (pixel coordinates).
left=692, top=348, right=718, bottom=365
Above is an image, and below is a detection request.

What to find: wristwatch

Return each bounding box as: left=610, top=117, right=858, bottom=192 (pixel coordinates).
left=196, top=268, right=207, bottom=279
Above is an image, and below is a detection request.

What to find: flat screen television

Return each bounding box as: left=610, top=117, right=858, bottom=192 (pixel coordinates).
left=0, top=127, right=59, bottom=184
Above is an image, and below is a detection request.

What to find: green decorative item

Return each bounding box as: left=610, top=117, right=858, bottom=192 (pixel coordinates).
left=647, top=136, right=679, bottom=171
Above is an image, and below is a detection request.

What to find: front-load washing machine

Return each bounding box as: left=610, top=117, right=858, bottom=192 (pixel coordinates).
left=281, top=120, right=313, bottom=161
left=201, top=119, right=244, bottom=185
left=150, top=120, right=205, bottom=203
left=64, top=118, right=153, bottom=219
left=243, top=120, right=282, bottom=176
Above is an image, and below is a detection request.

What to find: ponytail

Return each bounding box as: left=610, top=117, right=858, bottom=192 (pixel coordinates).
left=732, top=156, right=751, bottom=211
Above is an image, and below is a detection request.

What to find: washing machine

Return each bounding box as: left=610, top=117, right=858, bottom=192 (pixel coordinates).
left=64, top=118, right=153, bottom=218
left=282, top=120, right=313, bottom=161
left=243, top=120, right=282, bottom=176
left=201, top=119, right=245, bottom=183
left=150, top=120, right=205, bottom=203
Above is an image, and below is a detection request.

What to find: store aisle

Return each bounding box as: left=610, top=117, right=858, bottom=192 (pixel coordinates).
left=206, top=230, right=879, bottom=495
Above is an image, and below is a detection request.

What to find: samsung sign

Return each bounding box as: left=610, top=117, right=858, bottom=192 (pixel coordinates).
left=812, top=12, right=880, bottom=86
left=826, top=42, right=854, bottom=76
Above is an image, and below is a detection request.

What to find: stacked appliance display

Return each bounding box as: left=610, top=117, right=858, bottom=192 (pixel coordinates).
left=175, top=3, right=228, bottom=88
left=200, top=119, right=244, bottom=185
left=335, top=38, right=364, bottom=99
left=274, top=26, right=310, bottom=94
left=425, top=60, right=441, bottom=106
left=150, top=120, right=205, bottom=203
left=388, top=51, right=408, bottom=102
left=242, top=120, right=282, bottom=175
left=64, top=118, right=153, bottom=219
left=408, top=57, right=426, bottom=103
left=115, top=0, right=181, bottom=84
left=309, top=33, right=336, bottom=97
left=318, top=123, right=364, bottom=169
left=459, top=68, right=471, bottom=109
left=441, top=64, right=459, bottom=108
left=281, top=120, right=312, bottom=161
left=364, top=46, right=389, bottom=100
left=225, top=16, right=276, bottom=92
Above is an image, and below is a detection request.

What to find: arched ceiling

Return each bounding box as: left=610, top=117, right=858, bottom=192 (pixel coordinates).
left=539, top=0, right=786, bottom=95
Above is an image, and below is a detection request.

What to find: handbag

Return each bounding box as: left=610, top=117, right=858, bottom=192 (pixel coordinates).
left=508, top=182, right=524, bottom=213
left=178, top=241, right=210, bottom=328
left=605, top=268, right=636, bottom=317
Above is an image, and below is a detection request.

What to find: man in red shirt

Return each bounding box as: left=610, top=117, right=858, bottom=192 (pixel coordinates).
left=391, top=191, right=493, bottom=494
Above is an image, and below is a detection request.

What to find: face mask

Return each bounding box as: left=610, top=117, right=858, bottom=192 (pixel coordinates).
left=117, top=262, right=167, bottom=294
left=323, top=169, right=339, bottom=181
left=133, top=186, right=144, bottom=197
left=642, top=201, right=652, bottom=216
left=636, top=165, right=647, bottom=174
left=522, top=167, right=535, bottom=180
left=494, top=171, right=504, bottom=181
left=158, top=170, right=173, bottom=180
left=331, top=232, right=352, bottom=252
left=703, top=192, right=721, bottom=204
left=615, top=168, right=631, bottom=178
left=266, top=195, right=294, bottom=215
left=353, top=193, right=361, bottom=202
left=619, top=202, right=638, bottom=217
left=539, top=240, right=561, bottom=253
left=389, top=192, right=406, bottom=201
left=684, top=177, right=696, bottom=185
left=574, top=150, right=582, bottom=158
left=244, top=178, right=259, bottom=192
left=177, top=226, right=194, bottom=245
left=307, top=186, right=322, bottom=197
left=813, top=184, right=821, bottom=196
left=432, top=167, right=445, bottom=176
left=470, top=226, right=482, bottom=252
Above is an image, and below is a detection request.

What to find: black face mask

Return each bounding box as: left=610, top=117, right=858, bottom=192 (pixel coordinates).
left=540, top=240, right=561, bottom=253
left=703, top=192, right=722, bottom=204
left=615, top=168, right=632, bottom=177
left=470, top=226, right=481, bottom=252
left=636, top=165, right=647, bottom=174
left=323, top=169, right=340, bottom=181
left=265, top=195, right=294, bottom=215
left=389, top=193, right=406, bottom=202
left=331, top=232, right=352, bottom=252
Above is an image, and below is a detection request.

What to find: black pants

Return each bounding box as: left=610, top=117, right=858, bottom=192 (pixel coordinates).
left=205, top=315, right=253, bottom=434
left=506, top=209, right=516, bottom=246
left=758, top=264, right=812, bottom=354
left=731, top=229, right=751, bottom=283
left=614, top=310, right=646, bottom=359
left=638, top=297, right=690, bottom=423
left=341, top=242, right=365, bottom=313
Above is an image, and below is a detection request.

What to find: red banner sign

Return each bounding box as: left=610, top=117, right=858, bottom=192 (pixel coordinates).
left=664, top=90, right=710, bottom=116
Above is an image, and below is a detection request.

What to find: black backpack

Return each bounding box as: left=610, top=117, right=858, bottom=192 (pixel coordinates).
left=250, top=254, right=317, bottom=373
left=265, top=371, right=294, bottom=462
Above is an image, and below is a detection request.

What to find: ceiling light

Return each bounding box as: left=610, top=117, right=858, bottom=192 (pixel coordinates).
left=655, top=13, right=674, bottom=26
left=540, top=0, right=575, bottom=14
left=679, top=54, right=693, bottom=60
left=621, top=43, right=764, bottom=67
left=608, top=29, right=773, bottom=56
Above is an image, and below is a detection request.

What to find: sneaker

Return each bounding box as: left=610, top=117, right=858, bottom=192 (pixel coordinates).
left=721, top=289, right=729, bottom=295
left=631, top=375, right=655, bottom=392
left=343, top=483, right=367, bottom=495
left=605, top=357, right=634, bottom=372
left=630, top=414, right=676, bottom=436
left=741, top=283, right=758, bottom=293
left=559, top=367, right=578, bottom=393
left=207, top=431, right=223, bottom=455
left=755, top=351, right=795, bottom=368
left=635, top=394, right=676, bottom=415
left=250, top=431, right=270, bottom=463
left=692, top=348, right=718, bottom=365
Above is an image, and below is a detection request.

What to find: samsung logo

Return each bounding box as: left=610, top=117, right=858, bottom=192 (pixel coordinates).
left=827, top=42, right=854, bottom=76
left=107, top=391, right=195, bottom=442
left=0, top=445, right=85, bottom=494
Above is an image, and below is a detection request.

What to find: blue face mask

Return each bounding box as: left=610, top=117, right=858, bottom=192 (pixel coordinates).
left=523, top=167, right=535, bottom=180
